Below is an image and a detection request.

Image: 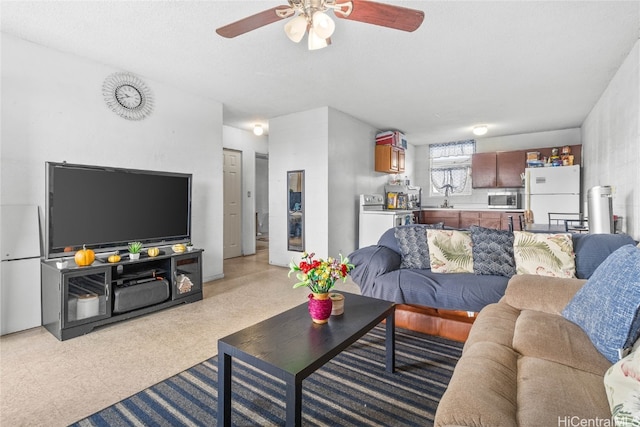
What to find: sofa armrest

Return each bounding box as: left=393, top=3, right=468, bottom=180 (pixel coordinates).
left=501, top=274, right=586, bottom=316
left=347, top=245, right=401, bottom=291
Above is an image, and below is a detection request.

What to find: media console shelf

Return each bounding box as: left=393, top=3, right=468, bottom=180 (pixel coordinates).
left=41, top=249, right=203, bottom=340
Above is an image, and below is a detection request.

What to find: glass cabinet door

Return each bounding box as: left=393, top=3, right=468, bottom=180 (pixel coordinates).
left=64, top=268, right=111, bottom=326
left=172, top=253, right=202, bottom=300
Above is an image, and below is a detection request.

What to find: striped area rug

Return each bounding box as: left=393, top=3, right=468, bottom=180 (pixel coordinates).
left=71, top=326, right=463, bottom=426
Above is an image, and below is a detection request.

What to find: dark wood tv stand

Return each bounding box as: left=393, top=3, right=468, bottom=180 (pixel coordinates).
left=41, top=249, right=203, bottom=340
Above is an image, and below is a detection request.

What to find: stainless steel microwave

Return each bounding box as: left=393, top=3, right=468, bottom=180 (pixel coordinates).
left=488, top=191, right=520, bottom=209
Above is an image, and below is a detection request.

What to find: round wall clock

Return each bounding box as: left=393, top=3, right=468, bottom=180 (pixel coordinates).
left=102, top=72, right=154, bottom=120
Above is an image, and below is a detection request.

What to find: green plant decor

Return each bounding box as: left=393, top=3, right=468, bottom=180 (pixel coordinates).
left=127, top=241, right=143, bottom=254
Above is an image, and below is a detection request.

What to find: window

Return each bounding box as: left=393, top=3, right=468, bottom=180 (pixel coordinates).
left=429, top=140, right=475, bottom=197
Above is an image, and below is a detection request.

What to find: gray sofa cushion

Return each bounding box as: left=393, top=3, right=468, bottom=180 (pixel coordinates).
left=371, top=268, right=509, bottom=312
left=572, top=233, right=637, bottom=279
left=470, top=225, right=516, bottom=277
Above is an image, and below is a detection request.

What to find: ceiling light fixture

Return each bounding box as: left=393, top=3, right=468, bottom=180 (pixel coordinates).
left=473, top=125, right=488, bottom=136
left=253, top=124, right=264, bottom=136
left=277, top=0, right=353, bottom=50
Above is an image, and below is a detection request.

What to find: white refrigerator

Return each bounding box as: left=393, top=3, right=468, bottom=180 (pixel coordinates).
left=1, top=205, right=42, bottom=335
left=526, top=165, right=581, bottom=225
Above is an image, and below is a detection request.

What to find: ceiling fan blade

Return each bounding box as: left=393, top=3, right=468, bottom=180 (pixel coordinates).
left=216, top=6, right=292, bottom=38
left=336, top=0, right=425, bottom=32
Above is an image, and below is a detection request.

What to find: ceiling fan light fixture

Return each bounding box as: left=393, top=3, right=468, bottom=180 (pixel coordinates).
left=253, top=124, right=264, bottom=136
left=311, top=11, right=335, bottom=39
left=284, top=14, right=308, bottom=43
left=308, top=30, right=330, bottom=50
left=473, top=125, right=488, bottom=136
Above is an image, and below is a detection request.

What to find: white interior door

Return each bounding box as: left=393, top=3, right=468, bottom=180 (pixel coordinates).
left=223, top=149, right=242, bottom=259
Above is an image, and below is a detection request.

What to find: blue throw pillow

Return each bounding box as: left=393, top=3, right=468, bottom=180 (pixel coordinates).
left=470, top=225, right=516, bottom=277
left=562, top=244, right=640, bottom=363
left=394, top=224, right=444, bottom=269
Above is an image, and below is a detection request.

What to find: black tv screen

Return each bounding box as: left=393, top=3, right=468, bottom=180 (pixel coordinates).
left=46, top=162, right=191, bottom=258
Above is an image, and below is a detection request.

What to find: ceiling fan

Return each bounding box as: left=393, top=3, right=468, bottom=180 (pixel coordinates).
left=216, top=0, right=425, bottom=50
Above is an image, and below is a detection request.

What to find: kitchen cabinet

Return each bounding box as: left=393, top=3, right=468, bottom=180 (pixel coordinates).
left=500, top=212, right=525, bottom=231
left=472, top=145, right=582, bottom=189
left=459, top=211, right=502, bottom=229
left=471, top=153, right=497, bottom=188
left=375, top=145, right=405, bottom=173
left=496, top=150, right=527, bottom=187
left=420, top=210, right=460, bottom=228
left=472, top=150, right=526, bottom=188
left=419, top=209, right=525, bottom=231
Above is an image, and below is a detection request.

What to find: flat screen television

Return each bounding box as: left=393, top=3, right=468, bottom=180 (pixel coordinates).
left=46, top=162, right=192, bottom=259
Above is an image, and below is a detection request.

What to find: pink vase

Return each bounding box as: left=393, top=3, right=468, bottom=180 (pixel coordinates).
left=308, top=293, right=333, bottom=324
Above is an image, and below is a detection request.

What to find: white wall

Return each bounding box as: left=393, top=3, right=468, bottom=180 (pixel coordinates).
left=328, top=108, right=388, bottom=256
left=222, top=125, right=268, bottom=255
left=269, top=108, right=329, bottom=266
left=1, top=35, right=225, bottom=281
left=269, top=107, right=387, bottom=266
left=582, top=40, right=640, bottom=239
left=475, top=129, right=581, bottom=153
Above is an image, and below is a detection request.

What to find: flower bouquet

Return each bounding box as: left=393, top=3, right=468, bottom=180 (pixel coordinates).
left=289, top=252, right=354, bottom=323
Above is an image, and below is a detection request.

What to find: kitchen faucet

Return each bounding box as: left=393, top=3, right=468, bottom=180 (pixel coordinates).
left=441, top=186, right=453, bottom=208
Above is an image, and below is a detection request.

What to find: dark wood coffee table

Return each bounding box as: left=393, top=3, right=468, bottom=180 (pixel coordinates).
left=217, top=292, right=396, bottom=427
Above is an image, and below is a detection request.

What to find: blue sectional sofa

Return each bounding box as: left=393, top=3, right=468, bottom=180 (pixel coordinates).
left=348, top=224, right=636, bottom=340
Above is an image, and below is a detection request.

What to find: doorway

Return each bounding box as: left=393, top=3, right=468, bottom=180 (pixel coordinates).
left=223, top=149, right=242, bottom=259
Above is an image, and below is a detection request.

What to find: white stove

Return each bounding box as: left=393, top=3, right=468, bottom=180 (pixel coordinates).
left=358, top=194, right=414, bottom=248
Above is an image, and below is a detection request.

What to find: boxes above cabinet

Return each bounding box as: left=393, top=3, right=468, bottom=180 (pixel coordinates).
left=376, top=131, right=407, bottom=149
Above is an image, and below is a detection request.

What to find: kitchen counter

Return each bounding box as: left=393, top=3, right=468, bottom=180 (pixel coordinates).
left=364, top=209, right=415, bottom=215
left=420, top=207, right=524, bottom=212
left=418, top=208, right=525, bottom=230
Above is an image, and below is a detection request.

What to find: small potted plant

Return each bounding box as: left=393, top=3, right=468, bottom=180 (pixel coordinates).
left=128, top=241, right=143, bottom=260
left=186, top=242, right=194, bottom=252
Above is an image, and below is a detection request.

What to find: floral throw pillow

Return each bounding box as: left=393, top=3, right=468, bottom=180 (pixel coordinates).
left=604, top=348, right=640, bottom=426
left=513, top=231, right=575, bottom=278
left=427, top=229, right=473, bottom=273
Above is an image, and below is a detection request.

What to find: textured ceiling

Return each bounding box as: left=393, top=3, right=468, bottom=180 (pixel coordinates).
left=2, top=1, right=639, bottom=145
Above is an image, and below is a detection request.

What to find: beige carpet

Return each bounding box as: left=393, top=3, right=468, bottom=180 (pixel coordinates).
left=0, top=251, right=360, bottom=426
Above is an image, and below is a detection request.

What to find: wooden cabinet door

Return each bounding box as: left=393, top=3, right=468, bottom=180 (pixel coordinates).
left=501, top=212, right=525, bottom=231
left=478, top=211, right=502, bottom=229
left=397, top=149, right=405, bottom=172
left=471, top=153, right=497, bottom=188
left=421, top=210, right=460, bottom=228
left=375, top=145, right=393, bottom=172
left=460, top=211, right=502, bottom=229
left=459, top=211, right=480, bottom=228
left=375, top=145, right=402, bottom=173
left=496, top=150, right=526, bottom=188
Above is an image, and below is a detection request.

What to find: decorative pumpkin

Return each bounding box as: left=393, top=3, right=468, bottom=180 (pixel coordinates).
left=74, top=245, right=95, bottom=267
left=107, top=252, right=121, bottom=263
left=172, top=244, right=186, bottom=253
left=147, top=247, right=160, bottom=257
